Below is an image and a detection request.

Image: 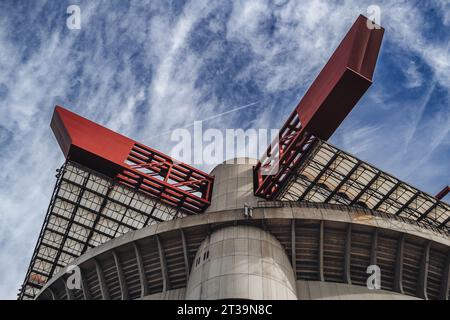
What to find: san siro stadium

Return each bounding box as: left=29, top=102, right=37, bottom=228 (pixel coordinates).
left=18, top=15, right=449, bottom=300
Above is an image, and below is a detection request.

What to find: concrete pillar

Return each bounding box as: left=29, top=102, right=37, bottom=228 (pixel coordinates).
left=186, top=225, right=297, bottom=300
left=205, top=158, right=259, bottom=213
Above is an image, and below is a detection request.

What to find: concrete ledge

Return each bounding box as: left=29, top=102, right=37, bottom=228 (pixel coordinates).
left=296, top=280, right=420, bottom=300
left=37, top=203, right=449, bottom=299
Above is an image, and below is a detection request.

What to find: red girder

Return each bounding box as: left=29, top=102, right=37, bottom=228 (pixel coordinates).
left=254, top=15, right=384, bottom=199
left=51, top=106, right=214, bottom=214
left=436, top=186, right=450, bottom=201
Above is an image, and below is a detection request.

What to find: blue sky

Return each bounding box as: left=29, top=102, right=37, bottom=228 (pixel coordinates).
left=0, top=0, right=449, bottom=299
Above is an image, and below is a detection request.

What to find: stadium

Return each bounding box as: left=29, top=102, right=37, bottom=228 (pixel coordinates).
left=18, top=15, right=449, bottom=300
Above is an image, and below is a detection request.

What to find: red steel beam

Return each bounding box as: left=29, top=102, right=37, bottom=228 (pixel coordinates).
left=436, top=186, right=450, bottom=201
left=254, top=15, right=384, bottom=199
left=51, top=106, right=214, bottom=214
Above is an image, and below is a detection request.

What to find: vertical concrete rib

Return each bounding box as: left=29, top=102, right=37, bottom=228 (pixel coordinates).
left=95, top=259, right=110, bottom=300
left=112, top=250, right=128, bottom=300
left=180, top=229, right=190, bottom=281
left=133, top=242, right=148, bottom=297
left=80, top=269, right=91, bottom=300
left=394, top=234, right=405, bottom=294
left=370, top=228, right=378, bottom=266
left=61, top=278, right=73, bottom=300
left=344, top=224, right=352, bottom=284
left=47, top=287, right=56, bottom=300
left=319, top=220, right=324, bottom=281
left=291, top=219, right=297, bottom=278
left=417, top=241, right=431, bottom=300
left=156, top=235, right=170, bottom=292
left=440, top=251, right=450, bottom=300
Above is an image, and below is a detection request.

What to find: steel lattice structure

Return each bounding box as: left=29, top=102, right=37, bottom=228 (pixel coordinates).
left=277, top=138, right=450, bottom=233
left=19, top=161, right=182, bottom=299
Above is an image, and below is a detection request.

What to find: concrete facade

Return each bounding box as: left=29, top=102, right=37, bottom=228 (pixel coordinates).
left=186, top=226, right=297, bottom=300
left=295, top=281, right=419, bottom=300
left=34, top=160, right=450, bottom=300
left=206, top=158, right=259, bottom=213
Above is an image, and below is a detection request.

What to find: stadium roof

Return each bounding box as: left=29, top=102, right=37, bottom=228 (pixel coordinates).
left=278, top=137, right=450, bottom=234
left=18, top=162, right=182, bottom=299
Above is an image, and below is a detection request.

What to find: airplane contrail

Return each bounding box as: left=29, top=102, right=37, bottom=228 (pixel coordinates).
left=149, top=101, right=260, bottom=140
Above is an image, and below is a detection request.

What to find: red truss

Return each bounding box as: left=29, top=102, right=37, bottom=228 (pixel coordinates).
left=254, top=15, right=384, bottom=199
left=51, top=106, right=214, bottom=214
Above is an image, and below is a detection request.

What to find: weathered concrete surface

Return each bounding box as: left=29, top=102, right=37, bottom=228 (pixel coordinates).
left=186, top=225, right=297, bottom=300
left=206, top=158, right=259, bottom=213
left=296, top=281, right=420, bottom=300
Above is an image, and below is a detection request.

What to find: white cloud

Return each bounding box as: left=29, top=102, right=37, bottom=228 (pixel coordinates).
left=404, top=60, right=423, bottom=88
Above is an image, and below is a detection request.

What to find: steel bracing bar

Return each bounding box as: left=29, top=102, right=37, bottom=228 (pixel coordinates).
left=254, top=132, right=317, bottom=199
left=349, top=172, right=381, bottom=206
left=112, top=191, right=140, bottom=238
left=33, top=254, right=67, bottom=268
left=298, top=152, right=340, bottom=202
left=81, top=182, right=115, bottom=254
left=324, top=160, right=361, bottom=203
left=394, top=191, right=421, bottom=216
left=59, top=176, right=164, bottom=224
left=26, top=280, right=47, bottom=289
left=439, top=216, right=450, bottom=229
left=143, top=201, right=165, bottom=226
left=48, top=206, right=114, bottom=242
left=372, top=181, right=401, bottom=211
left=49, top=173, right=91, bottom=277
left=418, top=202, right=439, bottom=222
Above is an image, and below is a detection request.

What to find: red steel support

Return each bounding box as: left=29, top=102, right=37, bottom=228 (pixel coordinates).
left=436, top=186, right=450, bottom=201
left=51, top=106, right=214, bottom=214
left=254, top=15, right=384, bottom=199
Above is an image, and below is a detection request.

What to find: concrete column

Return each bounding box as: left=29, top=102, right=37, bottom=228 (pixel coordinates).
left=112, top=250, right=128, bottom=300
left=186, top=225, right=297, bottom=300
left=95, top=259, right=110, bottom=300
left=205, top=158, right=259, bottom=213
left=80, top=269, right=91, bottom=300
left=133, top=242, right=148, bottom=297
left=344, top=224, right=352, bottom=284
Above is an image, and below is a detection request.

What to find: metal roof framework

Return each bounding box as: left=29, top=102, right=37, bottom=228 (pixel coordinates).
left=18, top=161, right=182, bottom=300
left=278, top=138, right=450, bottom=234
left=51, top=106, right=214, bottom=214
left=254, top=15, right=384, bottom=198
